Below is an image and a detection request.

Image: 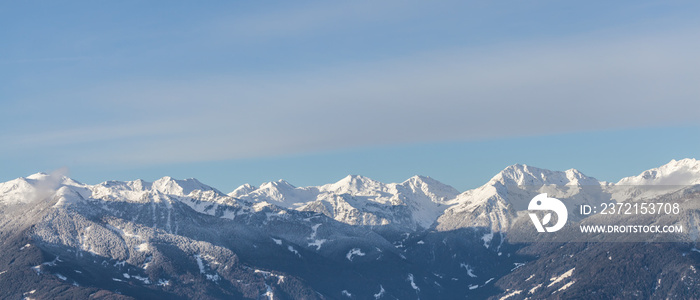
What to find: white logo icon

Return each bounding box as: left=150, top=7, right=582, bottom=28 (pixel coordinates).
left=528, top=193, right=567, bottom=232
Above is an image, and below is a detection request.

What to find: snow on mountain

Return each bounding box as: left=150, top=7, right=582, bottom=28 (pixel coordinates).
left=3, top=158, right=698, bottom=235
left=489, top=165, right=601, bottom=186
left=394, top=175, right=462, bottom=227
left=612, top=158, right=700, bottom=202
left=232, top=179, right=316, bottom=208
left=617, top=158, right=700, bottom=185
left=53, top=186, right=86, bottom=207
left=0, top=172, right=89, bottom=205
left=229, top=175, right=460, bottom=230
left=91, top=176, right=227, bottom=202
left=89, top=177, right=246, bottom=218
left=230, top=183, right=257, bottom=198
left=152, top=176, right=220, bottom=195
left=436, top=164, right=605, bottom=233
left=0, top=177, right=38, bottom=205
left=1, top=160, right=699, bottom=299
left=0, top=174, right=245, bottom=221
left=318, top=175, right=387, bottom=197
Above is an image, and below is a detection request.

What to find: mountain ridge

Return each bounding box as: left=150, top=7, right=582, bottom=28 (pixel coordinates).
left=1, top=158, right=698, bottom=299
left=2, top=158, right=698, bottom=232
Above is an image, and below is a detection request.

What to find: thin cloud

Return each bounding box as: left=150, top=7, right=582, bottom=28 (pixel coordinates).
left=4, top=27, right=700, bottom=166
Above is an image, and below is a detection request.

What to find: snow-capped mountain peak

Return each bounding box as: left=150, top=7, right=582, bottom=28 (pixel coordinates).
left=53, top=185, right=85, bottom=207
left=26, top=172, right=50, bottom=180
left=564, top=168, right=603, bottom=185
left=437, top=164, right=604, bottom=233
left=24, top=171, right=83, bottom=187
left=0, top=177, right=37, bottom=204
left=152, top=176, right=219, bottom=196
left=617, top=158, right=700, bottom=185
left=319, top=175, right=384, bottom=195
left=489, top=164, right=599, bottom=186
left=4, top=158, right=696, bottom=236
left=93, top=178, right=186, bottom=199
left=259, top=179, right=296, bottom=190
left=0, top=172, right=89, bottom=205
left=400, top=175, right=460, bottom=204
left=228, top=175, right=461, bottom=230
left=232, top=179, right=311, bottom=208
left=229, top=183, right=257, bottom=198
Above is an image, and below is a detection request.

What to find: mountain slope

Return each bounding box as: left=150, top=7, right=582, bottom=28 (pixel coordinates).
left=1, top=158, right=699, bottom=299
left=0, top=173, right=504, bottom=299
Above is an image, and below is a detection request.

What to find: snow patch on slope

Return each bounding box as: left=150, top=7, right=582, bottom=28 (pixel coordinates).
left=407, top=273, right=420, bottom=291
left=548, top=268, right=575, bottom=287
left=374, top=284, right=385, bottom=299
left=499, top=289, right=521, bottom=300
left=346, top=248, right=365, bottom=261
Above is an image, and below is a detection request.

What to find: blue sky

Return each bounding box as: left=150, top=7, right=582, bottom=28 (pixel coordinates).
left=2, top=1, right=699, bottom=192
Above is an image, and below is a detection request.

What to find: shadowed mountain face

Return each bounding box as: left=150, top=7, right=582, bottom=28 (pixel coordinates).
left=1, top=159, right=699, bottom=299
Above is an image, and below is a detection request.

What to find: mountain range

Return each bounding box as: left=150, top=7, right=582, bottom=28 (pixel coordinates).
left=1, top=159, right=699, bottom=299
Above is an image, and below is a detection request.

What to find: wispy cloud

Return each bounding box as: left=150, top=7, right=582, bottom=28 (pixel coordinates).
left=4, top=25, right=700, bottom=166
